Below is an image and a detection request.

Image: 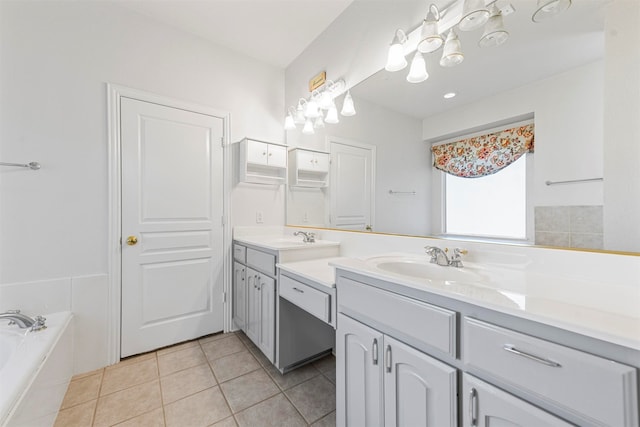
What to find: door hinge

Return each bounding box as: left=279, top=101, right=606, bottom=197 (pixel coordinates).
left=220, top=136, right=224, bottom=147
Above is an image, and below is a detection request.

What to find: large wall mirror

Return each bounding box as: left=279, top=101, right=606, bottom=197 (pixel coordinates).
left=286, top=0, right=639, bottom=254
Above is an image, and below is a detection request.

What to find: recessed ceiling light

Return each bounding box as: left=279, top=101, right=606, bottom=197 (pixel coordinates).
left=443, top=92, right=456, bottom=99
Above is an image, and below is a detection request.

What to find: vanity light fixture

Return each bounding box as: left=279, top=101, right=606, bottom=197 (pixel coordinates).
left=418, top=4, right=443, bottom=54
left=407, top=51, right=429, bottom=83
left=341, top=90, right=356, bottom=116
left=479, top=5, right=509, bottom=48
left=302, top=118, right=315, bottom=135
left=385, top=29, right=408, bottom=72
left=532, top=0, right=571, bottom=22
left=440, top=29, right=464, bottom=67
left=459, top=0, right=490, bottom=31
left=284, top=79, right=353, bottom=130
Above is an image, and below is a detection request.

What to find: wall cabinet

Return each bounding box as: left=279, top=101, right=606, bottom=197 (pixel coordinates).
left=337, top=313, right=457, bottom=427
left=239, top=138, right=287, bottom=184
left=288, top=148, right=330, bottom=187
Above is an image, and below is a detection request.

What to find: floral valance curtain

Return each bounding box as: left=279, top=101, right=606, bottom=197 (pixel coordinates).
left=431, top=124, right=534, bottom=178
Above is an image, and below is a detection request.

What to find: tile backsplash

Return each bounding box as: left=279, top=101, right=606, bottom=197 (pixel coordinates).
left=535, top=205, right=603, bottom=249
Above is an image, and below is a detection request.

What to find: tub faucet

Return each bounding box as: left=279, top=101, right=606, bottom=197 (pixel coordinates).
left=293, top=231, right=316, bottom=243
left=0, top=310, right=47, bottom=331
left=424, top=246, right=467, bottom=267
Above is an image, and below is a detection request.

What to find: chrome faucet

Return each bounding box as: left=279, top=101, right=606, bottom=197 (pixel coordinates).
left=0, top=310, right=47, bottom=331
left=424, top=246, right=467, bottom=267
left=293, top=231, right=316, bottom=243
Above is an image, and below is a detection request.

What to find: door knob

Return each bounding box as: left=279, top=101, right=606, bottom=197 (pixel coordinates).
left=126, top=236, right=138, bottom=246
left=365, top=225, right=372, bottom=231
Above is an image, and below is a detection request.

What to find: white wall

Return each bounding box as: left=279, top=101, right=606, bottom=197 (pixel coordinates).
left=286, top=96, right=430, bottom=236
left=603, top=1, right=640, bottom=252
left=0, top=1, right=285, bottom=373
left=423, top=61, right=604, bottom=209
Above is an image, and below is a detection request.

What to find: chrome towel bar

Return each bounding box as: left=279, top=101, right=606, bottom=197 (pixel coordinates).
left=545, top=177, right=602, bottom=186
left=0, top=161, right=41, bottom=170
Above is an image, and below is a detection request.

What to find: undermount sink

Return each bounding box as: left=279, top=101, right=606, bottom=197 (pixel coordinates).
left=366, top=255, right=482, bottom=283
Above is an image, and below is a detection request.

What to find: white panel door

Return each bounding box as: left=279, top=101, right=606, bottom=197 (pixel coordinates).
left=336, top=314, right=384, bottom=427
left=329, top=140, right=375, bottom=231
left=384, top=335, right=457, bottom=427
left=121, top=97, right=224, bottom=357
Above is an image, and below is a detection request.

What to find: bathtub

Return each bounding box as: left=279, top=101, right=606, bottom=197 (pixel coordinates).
left=0, top=312, right=74, bottom=427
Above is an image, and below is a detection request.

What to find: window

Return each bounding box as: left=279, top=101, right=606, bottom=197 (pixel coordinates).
left=444, top=155, right=528, bottom=240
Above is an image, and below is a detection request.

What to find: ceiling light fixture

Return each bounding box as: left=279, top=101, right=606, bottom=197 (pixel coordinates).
left=385, top=29, right=409, bottom=72
left=418, top=4, right=443, bottom=53
left=459, top=0, right=490, bottom=31
left=407, top=51, right=429, bottom=83
left=443, top=92, right=457, bottom=99
left=284, top=79, right=354, bottom=131
left=532, top=0, right=571, bottom=22
left=479, top=5, right=509, bottom=48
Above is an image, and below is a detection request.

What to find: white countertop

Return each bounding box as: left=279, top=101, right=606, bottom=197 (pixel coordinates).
left=234, top=235, right=340, bottom=251
left=277, top=257, right=349, bottom=289
left=329, top=255, right=640, bottom=351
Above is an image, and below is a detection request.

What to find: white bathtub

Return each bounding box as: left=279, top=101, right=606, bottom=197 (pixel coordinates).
left=0, top=312, right=74, bottom=427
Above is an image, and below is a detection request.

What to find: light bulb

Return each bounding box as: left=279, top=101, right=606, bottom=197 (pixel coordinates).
left=325, top=103, right=339, bottom=124
left=479, top=8, right=509, bottom=47
left=341, top=91, right=356, bottom=116
left=407, top=51, right=429, bottom=83
left=305, top=98, right=320, bottom=118
left=302, top=118, right=315, bottom=135
left=440, top=30, right=464, bottom=67
left=284, top=114, right=296, bottom=130
left=459, top=0, right=490, bottom=31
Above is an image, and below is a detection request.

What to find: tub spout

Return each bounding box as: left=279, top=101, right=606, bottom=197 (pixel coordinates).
left=0, top=310, right=46, bottom=330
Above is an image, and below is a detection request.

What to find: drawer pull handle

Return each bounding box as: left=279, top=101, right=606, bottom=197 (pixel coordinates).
left=469, top=387, right=478, bottom=426
left=503, top=344, right=561, bottom=368
left=292, top=287, right=304, bottom=293
left=385, top=345, right=392, bottom=373
left=372, top=338, right=378, bottom=365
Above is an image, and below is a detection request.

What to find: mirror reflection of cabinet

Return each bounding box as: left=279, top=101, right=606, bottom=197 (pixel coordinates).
left=239, top=138, right=287, bottom=184
left=288, top=148, right=330, bottom=187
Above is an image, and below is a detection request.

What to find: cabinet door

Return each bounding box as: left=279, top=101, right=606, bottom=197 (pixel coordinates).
left=267, top=144, right=287, bottom=168
left=232, top=262, right=246, bottom=330
left=296, top=149, right=317, bottom=171
left=462, top=374, right=573, bottom=427
left=246, top=140, right=268, bottom=165
left=245, top=267, right=260, bottom=344
left=257, top=273, right=275, bottom=362
left=314, top=152, right=330, bottom=172
left=336, top=314, right=384, bottom=427
left=384, top=335, right=457, bottom=427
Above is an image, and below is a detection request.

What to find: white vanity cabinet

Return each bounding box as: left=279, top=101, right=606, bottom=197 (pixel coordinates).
left=462, top=374, right=573, bottom=427
left=246, top=266, right=275, bottom=359
left=288, top=148, right=330, bottom=187
left=232, top=261, right=246, bottom=329
left=239, top=138, right=287, bottom=184
left=337, top=313, right=457, bottom=427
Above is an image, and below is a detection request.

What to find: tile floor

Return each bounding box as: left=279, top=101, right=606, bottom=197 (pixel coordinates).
left=54, top=331, right=336, bottom=427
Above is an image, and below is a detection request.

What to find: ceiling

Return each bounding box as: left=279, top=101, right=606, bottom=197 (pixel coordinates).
left=116, top=0, right=353, bottom=68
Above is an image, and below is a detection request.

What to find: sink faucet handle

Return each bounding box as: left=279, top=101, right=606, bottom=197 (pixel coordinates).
left=454, top=248, right=468, bottom=256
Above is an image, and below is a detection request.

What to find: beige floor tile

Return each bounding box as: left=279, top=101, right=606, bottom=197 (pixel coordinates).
left=71, top=367, right=104, bottom=381
left=323, top=369, right=336, bottom=385
left=311, top=411, right=336, bottom=427
left=313, top=355, right=336, bottom=374
left=61, top=372, right=103, bottom=409
left=201, top=335, right=246, bottom=362
left=93, top=380, right=162, bottom=427
left=210, top=350, right=260, bottom=383
left=160, top=363, right=216, bottom=404
left=157, top=340, right=199, bottom=356
left=101, top=358, right=159, bottom=396
left=210, top=416, right=238, bottom=427
left=246, top=344, right=272, bottom=367
left=264, top=361, right=320, bottom=391
left=54, top=399, right=96, bottom=427
left=219, top=369, right=279, bottom=413
left=235, top=394, right=306, bottom=427
left=285, top=375, right=336, bottom=424
left=164, top=386, right=231, bottom=427
left=109, top=352, right=156, bottom=370
left=198, top=331, right=230, bottom=345
left=113, top=407, right=165, bottom=427
left=158, top=345, right=207, bottom=377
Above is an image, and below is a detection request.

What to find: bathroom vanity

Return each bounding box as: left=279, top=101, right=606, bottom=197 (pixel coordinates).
left=232, top=234, right=339, bottom=372
left=331, top=256, right=639, bottom=427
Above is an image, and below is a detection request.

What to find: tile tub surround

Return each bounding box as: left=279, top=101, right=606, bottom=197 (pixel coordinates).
left=54, top=332, right=336, bottom=427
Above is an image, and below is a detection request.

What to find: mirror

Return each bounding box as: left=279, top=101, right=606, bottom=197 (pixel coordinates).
left=287, top=0, right=639, bottom=254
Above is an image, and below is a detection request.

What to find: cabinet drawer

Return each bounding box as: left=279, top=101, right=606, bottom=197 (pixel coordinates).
left=280, top=275, right=330, bottom=323
left=339, top=277, right=456, bottom=357
left=233, top=244, right=246, bottom=263
left=463, top=317, right=638, bottom=426
left=246, top=248, right=276, bottom=276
